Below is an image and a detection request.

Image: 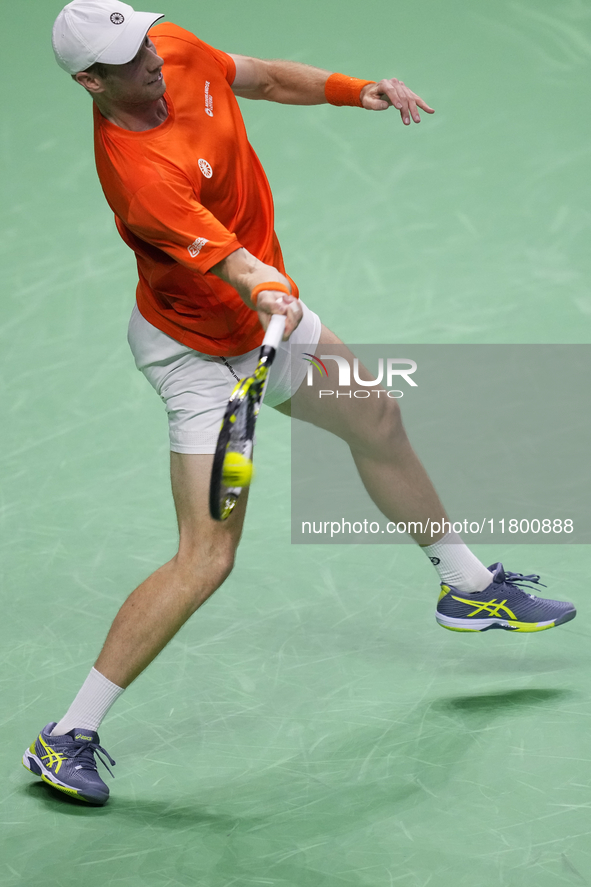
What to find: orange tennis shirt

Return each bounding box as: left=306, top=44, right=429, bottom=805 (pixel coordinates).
left=93, top=23, right=297, bottom=357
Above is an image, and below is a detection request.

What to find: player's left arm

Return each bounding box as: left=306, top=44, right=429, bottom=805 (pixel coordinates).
left=229, top=55, right=434, bottom=124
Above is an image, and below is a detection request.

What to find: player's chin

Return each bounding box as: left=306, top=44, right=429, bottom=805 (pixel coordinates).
left=146, top=77, right=166, bottom=97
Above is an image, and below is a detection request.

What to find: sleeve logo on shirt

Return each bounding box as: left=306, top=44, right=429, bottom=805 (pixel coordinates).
left=198, top=159, right=213, bottom=178
left=204, top=81, right=214, bottom=117
left=187, top=237, right=209, bottom=258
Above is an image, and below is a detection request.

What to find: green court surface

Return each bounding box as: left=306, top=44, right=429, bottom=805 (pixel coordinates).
left=2, top=1, right=591, bottom=884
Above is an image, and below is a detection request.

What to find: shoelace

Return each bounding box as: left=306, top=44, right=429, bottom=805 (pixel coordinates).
left=502, top=571, right=547, bottom=592
left=70, top=740, right=116, bottom=778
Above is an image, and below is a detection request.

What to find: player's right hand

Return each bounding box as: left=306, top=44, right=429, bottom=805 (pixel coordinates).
left=256, top=291, right=303, bottom=339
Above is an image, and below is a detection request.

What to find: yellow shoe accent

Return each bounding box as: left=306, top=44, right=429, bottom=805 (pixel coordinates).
left=438, top=585, right=451, bottom=602
left=440, top=625, right=482, bottom=632
left=451, top=595, right=518, bottom=621
left=38, top=735, right=67, bottom=775
left=504, top=620, right=556, bottom=633
left=40, top=774, right=86, bottom=800
left=438, top=618, right=556, bottom=633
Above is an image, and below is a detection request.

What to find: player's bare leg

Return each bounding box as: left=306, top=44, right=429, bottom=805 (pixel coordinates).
left=274, top=325, right=447, bottom=546
left=272, top=324, right=576, bottom=634
left=94, top=452, right=248, bottom=688
left=23, top=452, right=249, bottom=803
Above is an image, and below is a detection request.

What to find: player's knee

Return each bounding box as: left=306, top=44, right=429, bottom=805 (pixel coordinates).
left=214, top=548, right=237, bottom=585
left=380, top=396, right=403, bottom=435
left=203, top=546, right=237, bottom=587
left=176, top=541, right=237, bottom=603
left=374, top=398, right=406, bottom=452
left=350, top=396, right=405, bottom=456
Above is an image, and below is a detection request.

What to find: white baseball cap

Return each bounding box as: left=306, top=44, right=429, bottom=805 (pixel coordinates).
left=52, top=0, right=164, bottom=74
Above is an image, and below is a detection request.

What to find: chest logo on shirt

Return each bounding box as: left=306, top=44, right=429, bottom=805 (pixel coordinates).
left=205, top=81, right=214, bottom=117
left=198, top=158, right=213, bottom=179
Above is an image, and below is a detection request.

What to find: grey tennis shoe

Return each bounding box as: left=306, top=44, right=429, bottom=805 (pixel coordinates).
left=23, top=722, right=115, bottom=805
left=436, top=563, right=576, bottom=632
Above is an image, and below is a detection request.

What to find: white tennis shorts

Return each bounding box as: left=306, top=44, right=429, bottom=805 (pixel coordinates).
left=127, top=301, right=322, bottom=454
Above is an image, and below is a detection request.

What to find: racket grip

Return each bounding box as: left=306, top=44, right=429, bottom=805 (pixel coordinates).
left=263, top=314, right=286, bottom=351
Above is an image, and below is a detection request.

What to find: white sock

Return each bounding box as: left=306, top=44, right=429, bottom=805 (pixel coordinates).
left=422, top=531, right=492, bottom=593
left=51, top=668, right=124, bottom=736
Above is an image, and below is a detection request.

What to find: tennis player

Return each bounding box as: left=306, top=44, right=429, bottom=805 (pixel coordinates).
left=22, top=0, right=576, bottom=806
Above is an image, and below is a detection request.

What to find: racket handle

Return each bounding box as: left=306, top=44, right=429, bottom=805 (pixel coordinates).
left=263, top=314, right=286, bottom=351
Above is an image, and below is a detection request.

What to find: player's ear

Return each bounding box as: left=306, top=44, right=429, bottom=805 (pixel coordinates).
left=73, top=71, right=107, bottom=95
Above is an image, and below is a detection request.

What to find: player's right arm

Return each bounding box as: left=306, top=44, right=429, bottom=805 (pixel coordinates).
left=211, top=247, right=303, bottom=337
left=121, top=180, right=299, bottom=337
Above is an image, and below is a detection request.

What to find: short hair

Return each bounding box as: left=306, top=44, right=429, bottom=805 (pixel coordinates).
left=82, top=60, right=110, bottom=79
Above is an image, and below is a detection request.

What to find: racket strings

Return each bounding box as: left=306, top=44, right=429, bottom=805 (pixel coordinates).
left=210, top=326, right=281, bottom=520
left=226, top=397, right=252, bottom=459
left=217, top=394, right=255, bottom=522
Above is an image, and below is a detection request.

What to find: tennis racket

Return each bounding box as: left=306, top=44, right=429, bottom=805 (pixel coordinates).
left=209, top=313, right=286, bottom=521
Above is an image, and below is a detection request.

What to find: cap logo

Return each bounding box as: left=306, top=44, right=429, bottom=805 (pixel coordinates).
left=110, top=12, right=125, bottom=24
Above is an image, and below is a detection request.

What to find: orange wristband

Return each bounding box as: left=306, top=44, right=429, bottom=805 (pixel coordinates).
left=325, top=73, right=375, bottom=108
left=250, top=281, right=291, bottom=307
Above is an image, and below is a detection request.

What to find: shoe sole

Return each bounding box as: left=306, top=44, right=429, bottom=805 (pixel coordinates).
left=436, top=608, right=576, bottom=633
left=22, top=749, right=108, bottom=806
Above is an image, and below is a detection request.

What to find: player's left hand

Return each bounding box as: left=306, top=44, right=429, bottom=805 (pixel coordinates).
left=360, top=79, right=434, bottom=125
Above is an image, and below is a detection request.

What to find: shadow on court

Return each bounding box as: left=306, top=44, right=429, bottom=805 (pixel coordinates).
left=433, top=687, right=570, bottom=716
left=22, top=688, right=569, bottom=821
left=18, top=686, right=580, bottom=885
